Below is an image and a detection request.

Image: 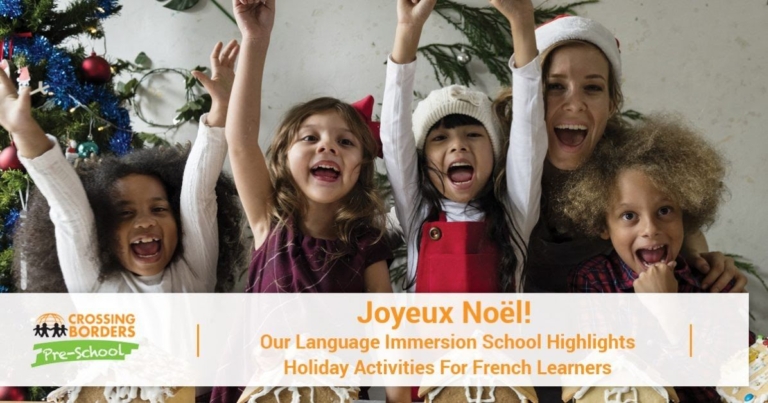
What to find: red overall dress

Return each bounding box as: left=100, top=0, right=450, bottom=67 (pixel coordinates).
left=411, top=212, right=501, bottom=400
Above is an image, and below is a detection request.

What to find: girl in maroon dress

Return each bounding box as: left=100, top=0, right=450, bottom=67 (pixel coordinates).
left=211, top=1, right=409, bottom=402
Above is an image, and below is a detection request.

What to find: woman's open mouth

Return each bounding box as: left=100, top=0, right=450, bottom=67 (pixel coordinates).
left=554, top=124, right=588, bottom=148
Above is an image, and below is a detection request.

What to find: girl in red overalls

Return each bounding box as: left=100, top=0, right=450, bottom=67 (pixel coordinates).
left=381, top=0, right=545, bottom=295
left=381, top=1, right=547, bottom=399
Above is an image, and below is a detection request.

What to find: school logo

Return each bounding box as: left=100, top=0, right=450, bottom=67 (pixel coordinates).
left=34, top=313, right=68, bottom=338
left=31, top=312, right=140, bottom=368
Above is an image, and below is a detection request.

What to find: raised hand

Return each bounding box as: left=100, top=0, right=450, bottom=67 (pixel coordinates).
left=233, top=0, right=275, bottom=41
left=392, top=0, right=437, bottom=64
left=489, top=0, right=537, bottom=67
left=633, top=261, right=678, bottom=293
left=489, top=0, right=535, bottom=23
left=0, top=67, right=48, bottom=158
left=397, top=0, right=436, bottom=27
left=191, top=40, right=240, bottom=127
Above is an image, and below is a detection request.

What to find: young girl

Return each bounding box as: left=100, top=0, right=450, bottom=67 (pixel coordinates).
left=496, top=1, right=746, bottom=295
left=563, top=114, right=734, bottom=402
left=382, top=0, right=547, bottom=294
left=210, top=1, right=408, bottom=402
left=3, top=40, right=244, bottom=293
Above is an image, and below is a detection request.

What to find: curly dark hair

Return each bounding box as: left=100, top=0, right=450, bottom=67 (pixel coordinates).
left=560, top=113, right=727, bottom=238
left=402, top=114, right=525, bottom=292
left=12, top=144, right=246, bottom=292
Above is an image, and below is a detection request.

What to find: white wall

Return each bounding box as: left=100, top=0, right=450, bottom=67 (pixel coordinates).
left=92, top=0, right=766, bottom=332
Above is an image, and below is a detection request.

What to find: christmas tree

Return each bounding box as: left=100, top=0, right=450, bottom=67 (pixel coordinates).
left=0, top=0, right=138, bottom=292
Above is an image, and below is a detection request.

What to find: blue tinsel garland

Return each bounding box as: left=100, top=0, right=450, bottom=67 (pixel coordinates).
left=1, top=208, right=19, bottom=238
left=0, top=0, right=22, bottom=19
left=7, top=35, right=133, bottom=155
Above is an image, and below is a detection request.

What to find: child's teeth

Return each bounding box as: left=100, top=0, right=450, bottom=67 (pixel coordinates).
left=316, top=164, right=339, bottom=172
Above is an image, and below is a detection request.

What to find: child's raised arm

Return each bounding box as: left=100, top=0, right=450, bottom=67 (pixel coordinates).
left=491, top=0, right=537, bottom=68
left=491, top=0, right=548, bottom=290
left=392, top=0, right=436, bottom=64
left=0, top=68, right=101, bottom=292
left=227, top=0, right=275, bottom=248
left=192, top=39, right=240, bottom=128
left=178, top=40, right=239, bottom=289
left=0, top=68, right=49, bottom=158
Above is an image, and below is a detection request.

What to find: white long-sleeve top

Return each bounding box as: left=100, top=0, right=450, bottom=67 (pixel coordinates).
left=380, top=56, right=547, bottom=292
left=19, top=117, right=227, bottom=292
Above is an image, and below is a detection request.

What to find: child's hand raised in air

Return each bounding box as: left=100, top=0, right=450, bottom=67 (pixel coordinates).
left=634, top=261, right=679, bottom=293
left=489, top=0, right=535, bottom=23
left=0, top=67, right=49, bottom=158
left=192, top=40, right=240, bottom=127
left=489, top=0, right=537, bottom=68
left=397, top=0, right=436, bottom=27
left=233, top=0, right=274, bottom=41
left=392, top=0, right=436, bottom=64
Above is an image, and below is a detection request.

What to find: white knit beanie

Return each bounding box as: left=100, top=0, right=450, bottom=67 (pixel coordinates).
left=535, top=15, right=622, bottom=81
left=412, top=85, right=503, bottom=160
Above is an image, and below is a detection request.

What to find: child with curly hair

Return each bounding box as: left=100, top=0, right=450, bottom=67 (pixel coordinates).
left=4, top=40, right=245, bottom=293
left=562, top=114, right=737, bottom=402
left=209, top=1, right=409, bottom=402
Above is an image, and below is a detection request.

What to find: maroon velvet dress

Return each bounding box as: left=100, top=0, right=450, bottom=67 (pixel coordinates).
left=246, top=221, right=391, bottom=293
left=210, top=222, right=391, bottom=403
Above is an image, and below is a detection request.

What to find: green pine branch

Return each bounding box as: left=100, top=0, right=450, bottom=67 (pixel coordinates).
left=418, top=0, right=600, bottom=88
left=533, top=0, right=599, bottom=23
left=36, top=0, right=121, bottom=45
left=433, top=0, right=511, bottom=57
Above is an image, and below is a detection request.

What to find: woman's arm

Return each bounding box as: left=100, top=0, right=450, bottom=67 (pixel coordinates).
left=682, top=230, right=747, bottom=292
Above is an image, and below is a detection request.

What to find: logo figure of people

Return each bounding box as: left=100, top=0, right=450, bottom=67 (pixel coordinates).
left=34, top=313, right=67, bottom=338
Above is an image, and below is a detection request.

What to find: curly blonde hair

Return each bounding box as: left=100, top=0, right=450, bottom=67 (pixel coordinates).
left=560, top=114, right=727, bottom=237
left=266, top=97, right=386, bottom=252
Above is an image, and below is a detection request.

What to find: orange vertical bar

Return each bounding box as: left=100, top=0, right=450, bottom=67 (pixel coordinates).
left=197, top=324, right=200, bottom=358
left=689, top=324, right=693, bottom=357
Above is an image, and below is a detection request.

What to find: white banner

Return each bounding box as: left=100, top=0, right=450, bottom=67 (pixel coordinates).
left=0, top=293, right=749, bottom=387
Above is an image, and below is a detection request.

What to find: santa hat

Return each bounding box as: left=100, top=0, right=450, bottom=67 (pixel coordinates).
left=535, top=15, right=622, bottom=80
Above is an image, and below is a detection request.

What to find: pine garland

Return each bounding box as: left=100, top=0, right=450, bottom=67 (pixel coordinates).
left=418, top=0, right=599, bottom=87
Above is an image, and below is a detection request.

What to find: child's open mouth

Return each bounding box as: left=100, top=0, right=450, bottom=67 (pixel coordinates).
left=130, top=237, right=162, bottom=261
left=311, top=163, right=340, bottom=182
left=447, top=162, right=474, bottom=185
left=636, top=244, right=669, bottom=267
left=554, top=124, right=588, bottom=147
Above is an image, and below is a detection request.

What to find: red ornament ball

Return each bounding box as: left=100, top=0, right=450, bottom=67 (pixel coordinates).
left=81, top=51, right=112, bottom=84
left=0, top=387, right=28, bottom=401
left=0, top=142, right=24, bottom=171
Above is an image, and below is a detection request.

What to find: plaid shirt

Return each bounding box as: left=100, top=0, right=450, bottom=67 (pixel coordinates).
left=568, top=250, right=734, bottom=294
left=568, top=251, right=734, bottom=402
